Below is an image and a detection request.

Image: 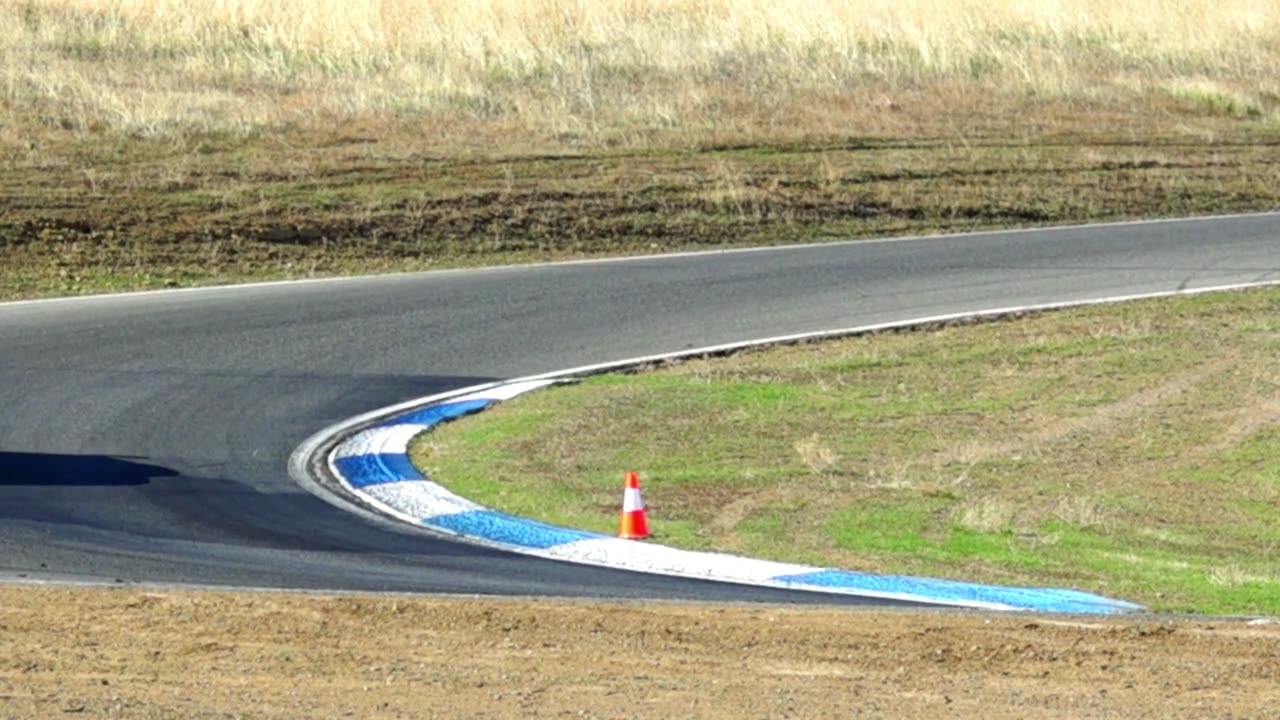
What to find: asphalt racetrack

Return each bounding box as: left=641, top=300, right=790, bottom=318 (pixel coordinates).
left=2, top=214, right=1276, bottom=604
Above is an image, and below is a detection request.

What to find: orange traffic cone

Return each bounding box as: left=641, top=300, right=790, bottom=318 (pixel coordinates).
left=618, top=471, right=650, bottom=540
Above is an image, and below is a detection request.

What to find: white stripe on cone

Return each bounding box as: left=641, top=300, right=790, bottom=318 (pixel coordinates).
left=622, top=487, right=644, bottom=512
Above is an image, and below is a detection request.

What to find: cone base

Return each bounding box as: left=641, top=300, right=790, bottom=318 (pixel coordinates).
left=618, top=511, right=649, bottom=540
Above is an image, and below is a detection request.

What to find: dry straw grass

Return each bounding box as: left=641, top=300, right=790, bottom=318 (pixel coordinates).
left=794, top=432, right=838, bottom=477
left=2, top=1, right=1278, bottom=145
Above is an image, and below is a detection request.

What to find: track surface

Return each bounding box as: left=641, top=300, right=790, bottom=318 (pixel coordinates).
left=1, top=215, right=1276, bottom=603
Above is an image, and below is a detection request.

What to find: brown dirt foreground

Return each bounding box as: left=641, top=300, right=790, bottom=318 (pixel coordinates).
left=1, top=587, right=1277, bottom=719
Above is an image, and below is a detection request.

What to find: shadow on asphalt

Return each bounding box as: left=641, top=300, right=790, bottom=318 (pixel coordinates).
left=0, top=451, right=177, bottom=486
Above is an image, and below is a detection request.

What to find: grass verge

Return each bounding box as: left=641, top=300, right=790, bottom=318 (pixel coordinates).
left=5, top=129, right=1280, bottom=300
left=412, top=286, right=1280, bottom=615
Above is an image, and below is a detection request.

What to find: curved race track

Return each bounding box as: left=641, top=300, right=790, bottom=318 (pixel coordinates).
left=1, top=214, right=1277, bottom=604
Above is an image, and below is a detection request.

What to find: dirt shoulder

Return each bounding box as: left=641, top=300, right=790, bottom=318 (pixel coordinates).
left=1, top=585, right=1276, bottom=719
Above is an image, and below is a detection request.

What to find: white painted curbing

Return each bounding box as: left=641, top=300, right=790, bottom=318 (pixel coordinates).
left=307, top=278, right=1280, bottom=613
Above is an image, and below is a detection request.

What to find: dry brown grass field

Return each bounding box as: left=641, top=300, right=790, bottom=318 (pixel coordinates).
left=3, top=0, right=1278, bottom=144
left=3, top=1, right=1279, bottom=297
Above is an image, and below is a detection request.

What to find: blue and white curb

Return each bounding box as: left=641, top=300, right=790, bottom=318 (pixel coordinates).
left=329, top=379, right=1143, bottom=615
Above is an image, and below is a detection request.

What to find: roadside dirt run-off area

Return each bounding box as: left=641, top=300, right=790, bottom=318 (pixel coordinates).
left=0, top=587, right=1276, bottom=718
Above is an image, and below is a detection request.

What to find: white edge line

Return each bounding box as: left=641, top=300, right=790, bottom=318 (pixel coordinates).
left=493, top=277, right=1280, bottom=390
left=293, top=276, right=1280, bottom=459
left=6, top=210, right=1278, bottom=308
left=293, top=278, right=1280, bottom=608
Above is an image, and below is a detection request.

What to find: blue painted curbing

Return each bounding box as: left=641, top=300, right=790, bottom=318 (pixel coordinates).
left=330, top=387, right=1143, bottom=614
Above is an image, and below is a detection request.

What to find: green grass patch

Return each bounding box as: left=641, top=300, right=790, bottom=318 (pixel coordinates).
left=412, top=286, right=1280, bottom=615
